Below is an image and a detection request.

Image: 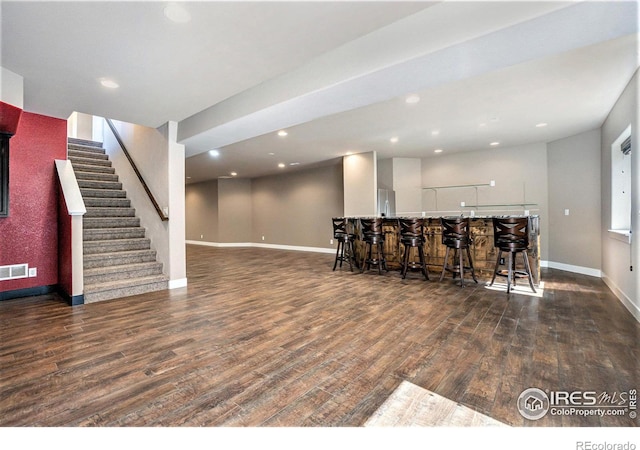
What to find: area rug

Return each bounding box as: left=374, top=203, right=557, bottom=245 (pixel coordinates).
left=364, top=381, right=507, bottom=427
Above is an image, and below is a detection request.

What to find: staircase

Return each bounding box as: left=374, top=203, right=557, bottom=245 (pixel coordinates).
left=67, top=137, right=169, bottom=303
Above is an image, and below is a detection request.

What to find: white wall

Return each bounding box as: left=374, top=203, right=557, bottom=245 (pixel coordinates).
left=165, top=121, right=186, bottom=288
left=103, top=118, right=187, bottom=288
left=67, top=112, right=94, bottom=141
left=0, top=67, right=23, bottom=108
left=344, top=152, right=377, bottom=217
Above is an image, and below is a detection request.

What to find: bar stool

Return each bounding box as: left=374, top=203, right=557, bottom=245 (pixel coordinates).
left=489, top=217, right=536, bottom=294
left=360, top=217, right=387, bottom=274
left=439, top=217, right=477, bottom=287
left=332, top=217, right=356, bottom=271
left=399, top=217, right=429, bottom=280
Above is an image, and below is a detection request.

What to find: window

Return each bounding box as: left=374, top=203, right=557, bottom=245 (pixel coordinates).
left=0, top=134, right=8, bottom=218
left=610, top=125, right=631, bottom=236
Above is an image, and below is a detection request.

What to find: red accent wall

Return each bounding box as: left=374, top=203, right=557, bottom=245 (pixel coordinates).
left=0, top=110, right=67, bottom=292
left=0, top=102, right=23, bottom=135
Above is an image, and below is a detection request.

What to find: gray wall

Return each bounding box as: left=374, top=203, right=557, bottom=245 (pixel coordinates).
left=252, top=163, right=343, bottom=248
left=601, top=69, right=638, bottom=317
left=377, top=158, right=393, bottom=190
left=421, top=143, right=549, bottom=260
left=219, top=178, right=252, bottom=243
left=185, top=179, right=218, bottom=242
left=185, top=162, right=344, bottom=250
left=547, top=129, right=602, bottom=272
left=392, top=157, right=422, bottom=215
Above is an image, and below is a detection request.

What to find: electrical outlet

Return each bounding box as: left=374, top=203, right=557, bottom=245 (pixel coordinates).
left=330, top=239, right=334, bottom=245
left=262, top=236, right=265, bottom=241
left=499, top=257, right=505, bottom=265
left=200, top=234, right=203, bottom=239
left=28, top=267, right=37, bottom=277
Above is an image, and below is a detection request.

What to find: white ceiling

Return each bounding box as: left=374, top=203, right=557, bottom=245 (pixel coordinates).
left=2, top=1, right=638, bottom=184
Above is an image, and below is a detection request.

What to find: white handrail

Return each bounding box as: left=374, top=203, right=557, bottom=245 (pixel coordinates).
left=55, top=159, right=86, bottom=215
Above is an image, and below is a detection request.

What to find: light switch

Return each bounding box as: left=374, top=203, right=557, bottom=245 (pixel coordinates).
left=564, top=209, right=570, bottom=216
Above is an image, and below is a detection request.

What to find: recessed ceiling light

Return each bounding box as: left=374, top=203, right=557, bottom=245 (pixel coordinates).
left=99, top=78, right=119, bottom=89
left=405, top=95, right=420, bottom=104
left=230, top=172, right=237, bottom=176
left=278, top=163, right=285, bottom=168
left=289, top=162, right=300, bottom=166
left=479, top=123, right=487, bottom=127
left=536, top=122, right=548, bottom=128
left=164, top=3, right=191, bottom=23
left=186, top=176, right=192, bottom=179
left=431, top=130, right=440, bottom=136
left=277, top=130, right=288, bottom=137
left=208, top=149, right=220, bottom=157
left=390, top=136, right=399, bottom=143
left=490, top=141, right=500, bottom=146
left=268, top=152, right=275, bottom=156
left=434, top=149, right=443, bottom=153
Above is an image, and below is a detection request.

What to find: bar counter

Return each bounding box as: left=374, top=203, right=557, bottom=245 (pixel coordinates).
left=346, top=216, right=540, bottom=285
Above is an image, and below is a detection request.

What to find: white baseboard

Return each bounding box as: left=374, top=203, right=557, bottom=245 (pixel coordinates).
left=541, top=260, right=602, bottom=278
left=169, top=278, right=187, bottom=289
left=252, top=242, right=335, bottom=254
left=602, top=273, right=640, bottom=323
left=186, top=240, right=335, bottom=254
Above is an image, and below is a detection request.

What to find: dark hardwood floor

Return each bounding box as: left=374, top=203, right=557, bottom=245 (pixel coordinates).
left=1, top=244, right=638, bottom=427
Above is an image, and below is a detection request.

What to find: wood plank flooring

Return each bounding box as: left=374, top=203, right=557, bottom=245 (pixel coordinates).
left=0, top=244, right=638, bottom=427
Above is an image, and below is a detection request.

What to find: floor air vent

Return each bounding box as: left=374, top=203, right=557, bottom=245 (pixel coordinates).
left=0, top=263, right=28, bottom=281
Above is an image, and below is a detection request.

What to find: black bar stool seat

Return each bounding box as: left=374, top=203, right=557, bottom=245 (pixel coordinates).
left=399, top=217, right=429, bottom=280
left=332, top=217, right=356, bottom=271
left=439, top=217, right=477, bottom=287
left=489, top=216, right=536, bottom=293
left=360, top=217, right=388, bottom=274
